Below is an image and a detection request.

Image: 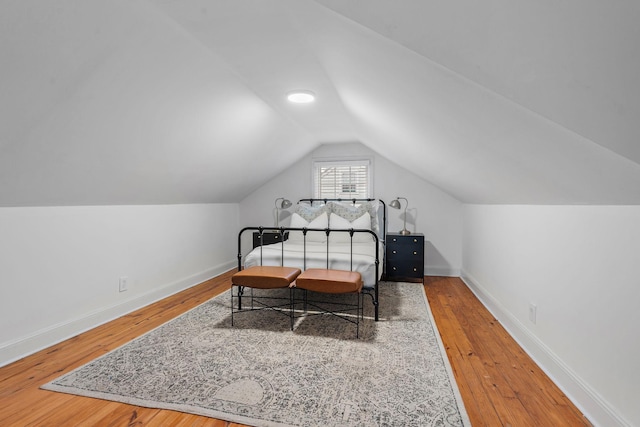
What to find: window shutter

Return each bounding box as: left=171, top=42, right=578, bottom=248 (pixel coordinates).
left=313, top=159, right=372, bottom=199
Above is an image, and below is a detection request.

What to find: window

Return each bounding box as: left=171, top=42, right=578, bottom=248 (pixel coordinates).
left=312, top=159, right=372, bottom=199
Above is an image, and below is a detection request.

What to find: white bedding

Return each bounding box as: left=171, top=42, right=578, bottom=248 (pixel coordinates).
left=243, top=240, right=383, bottom=289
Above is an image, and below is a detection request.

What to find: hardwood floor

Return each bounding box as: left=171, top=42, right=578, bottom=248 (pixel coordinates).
left=0, top=272, right=591, bottom=426
left=424, top=276, right=591, bottom=426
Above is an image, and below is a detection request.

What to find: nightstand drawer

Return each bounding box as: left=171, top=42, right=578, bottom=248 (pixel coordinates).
left=387, top=235, right=424, bottom=247
left=387, top=246, right=423, bottom=260
left=387, top=261, right=424, bottom=278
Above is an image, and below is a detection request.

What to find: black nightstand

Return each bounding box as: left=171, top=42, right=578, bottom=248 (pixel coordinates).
left=252, top=231, right=288, bottom=248
left=385, top=233, right=425, bottom=283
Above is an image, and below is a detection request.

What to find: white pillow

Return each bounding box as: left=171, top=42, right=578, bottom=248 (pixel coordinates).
left=327, top=200, right=380, bottom=236
left=329, top=212, right=373, bottom=243
left=288, top=211, right=328, bottom=242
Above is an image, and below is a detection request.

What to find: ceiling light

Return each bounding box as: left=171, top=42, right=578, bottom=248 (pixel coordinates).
left=287, top=90, right=315, bottom=103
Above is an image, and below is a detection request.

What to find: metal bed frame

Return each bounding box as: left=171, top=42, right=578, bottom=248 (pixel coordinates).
left=237, top=198, right=386, bottom=321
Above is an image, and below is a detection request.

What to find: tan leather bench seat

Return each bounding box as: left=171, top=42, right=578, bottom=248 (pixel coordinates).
left=232, top=266, right=301, bottom=289
left=294, top=268, right=363, bottom=294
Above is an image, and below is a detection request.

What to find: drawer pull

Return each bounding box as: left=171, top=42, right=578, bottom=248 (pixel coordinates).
left=413, top=251, right=417, bottom=255
left=392, top=267, right=397, bottom=271
left=413, top=267, right=417, bottom=272
left=413, top=238, right=418, bottom=243
left=392, top=250, right=397, bottom=254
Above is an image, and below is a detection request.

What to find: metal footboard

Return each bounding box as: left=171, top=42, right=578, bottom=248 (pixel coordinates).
left=237, top=226, right=381, bottom=321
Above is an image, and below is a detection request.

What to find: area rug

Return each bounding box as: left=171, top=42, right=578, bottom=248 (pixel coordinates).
left=42, top=282, right=470, bottom=427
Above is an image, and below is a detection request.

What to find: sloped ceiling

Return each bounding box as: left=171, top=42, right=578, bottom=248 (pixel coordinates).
left=1, top=0, right=639, bottom=206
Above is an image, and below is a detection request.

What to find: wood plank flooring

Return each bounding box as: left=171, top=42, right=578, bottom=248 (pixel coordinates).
left=0, top=272, right=591, bottom=426
left=424, top=276, right=592, bottom=427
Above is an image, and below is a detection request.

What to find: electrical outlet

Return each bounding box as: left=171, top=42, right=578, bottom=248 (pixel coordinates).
left=529, top=303, right=537, bottom=324
left=119, top=277, right=129, bottom=292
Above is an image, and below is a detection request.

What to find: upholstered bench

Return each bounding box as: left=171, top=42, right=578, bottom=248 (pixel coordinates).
left=294, top=268, right=363, bottom=294
left=292, top=268, right=364, bottom=337
left=232, top=266, right=301, bottom=289
left=231, top=266, right=301, bottom=328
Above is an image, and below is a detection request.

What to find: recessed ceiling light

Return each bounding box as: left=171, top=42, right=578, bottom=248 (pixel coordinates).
left=287, top=90, right=315, bottom=103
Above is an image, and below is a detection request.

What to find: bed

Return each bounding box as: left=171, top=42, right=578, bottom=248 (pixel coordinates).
left=237, top=198, right=386, bottom=321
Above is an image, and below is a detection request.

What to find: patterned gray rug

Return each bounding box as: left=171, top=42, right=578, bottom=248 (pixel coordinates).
left=42, top=282, right=470, bottom=427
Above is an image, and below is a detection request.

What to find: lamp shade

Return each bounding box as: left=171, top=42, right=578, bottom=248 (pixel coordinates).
left=389, top=199, right=401, bottom=209
left=279, top=199, right=292, bottom=209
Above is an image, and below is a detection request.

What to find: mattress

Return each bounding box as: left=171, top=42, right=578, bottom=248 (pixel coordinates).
left=243, top=240, right=383, bottom=289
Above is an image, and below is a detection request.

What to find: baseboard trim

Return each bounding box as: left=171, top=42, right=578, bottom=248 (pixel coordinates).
left=0, top=260, right=236, bottom=368
left=460, top=270, right=630, bottom=427
left=425, top=266, right=460, bottom=277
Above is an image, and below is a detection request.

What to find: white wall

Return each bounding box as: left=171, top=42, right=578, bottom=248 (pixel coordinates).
left=462, top=205, right=640, bottom=427
left=239, top=142, right=463, bottom=276
left=0, top=203, right=238, bottom=367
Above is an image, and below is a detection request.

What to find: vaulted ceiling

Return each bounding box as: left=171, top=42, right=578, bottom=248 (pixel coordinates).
left=2, top=0, right=639, bottom=206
